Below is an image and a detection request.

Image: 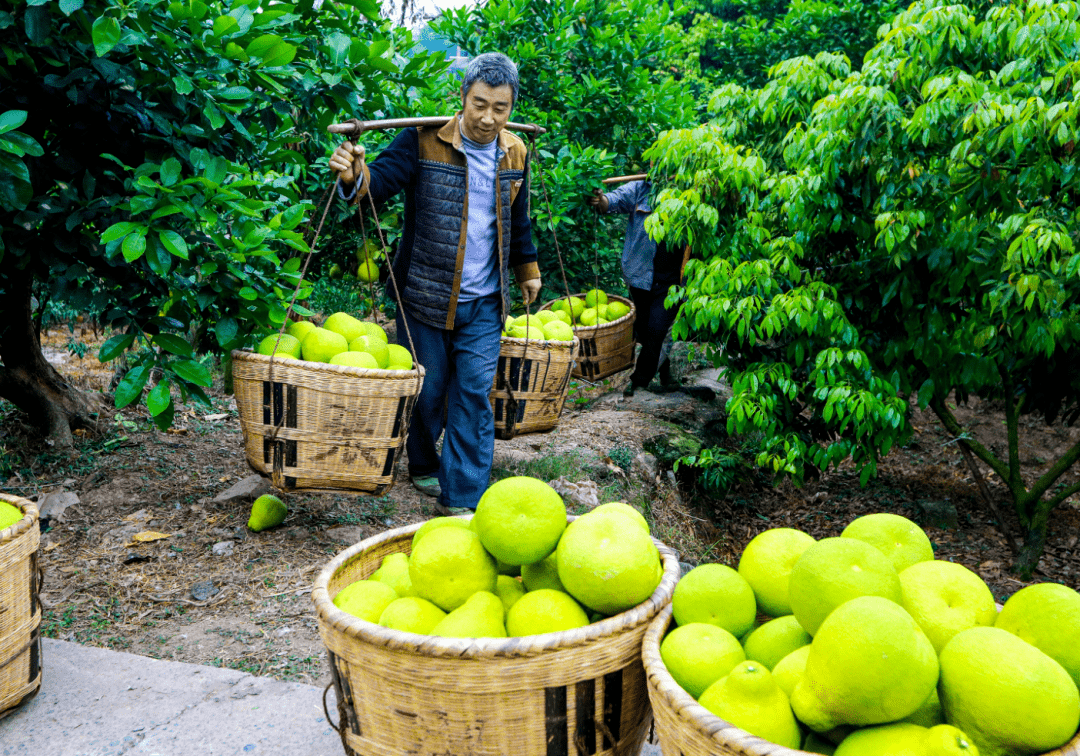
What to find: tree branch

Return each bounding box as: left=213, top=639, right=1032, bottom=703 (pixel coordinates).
left=1045, top=478, right=1080, bottom=510
left=930, top=398, right=1010, bottom=480
left=958, top=441, right=1018, bottom=555
left=1026, top=437, right=1080, bottom=504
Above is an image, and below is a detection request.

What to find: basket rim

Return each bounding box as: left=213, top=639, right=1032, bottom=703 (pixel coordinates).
left=539, top=293, right=635, bottom=334
left=312, top=514, right=680, bottom=659
left=232, top=348, right=426, bottom=380
left=0, top=493, right=39, bottom=543
left=498, top=334, right=580, bottom=349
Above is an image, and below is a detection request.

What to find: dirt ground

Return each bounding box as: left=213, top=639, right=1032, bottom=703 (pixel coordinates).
left=2, top=324, right=1078, bottom=689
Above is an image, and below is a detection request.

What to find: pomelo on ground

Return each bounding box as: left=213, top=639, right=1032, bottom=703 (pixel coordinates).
left=899, top=560, right=997, bottom=653
left=333, top=580, right=398, bottom=623
left=995, top=582, right=1080, bottom=691
left=323, top=312, right=365, bottom=344
left=671, top=564, right=756, bottom=638
left=742, top=615, right=812, bottom=670
left=472, top=477, right=566, bottom=565
left=408, top=527, right=498, bottom=612
left=660, top=622, right=745, bottom=698
left=842, top=512, right=935, bottom=573
left=257, top=333, right=302, bottom=359
left=505, top=588, right=589, bottom=636
left=300, top=327, right=348, bottom=363
left=738, top=527, right=816, bottom=617
left=248, top=494, right=287, bottom=531
left=698, top=661, right=801, bottom=749
left=378, top=597, right=446, bottom=634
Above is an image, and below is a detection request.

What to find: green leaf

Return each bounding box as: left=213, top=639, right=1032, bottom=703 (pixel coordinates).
left=100, top=221, right=136, bottom=244
left=151, top=398, right=175, bottom=431
left=92, top=16, right=121, bottom=57
left=114, top=366, right=150, bottom=409
left=24, top=5, right=49, bottom=44
left=159, top=230, right=188, bottom=259
left=59, top=0, right=84, bottom=15
left=0, top=110, right=27, bottom=136
left=160, top=158, right=181, bottom=186
left=153, top=333, right=194, bottom=357
left=217, top=86, right=253, bottom=100
left=147, top=381, right=172, bottom=416
left=238, top=286, right=257, bottom=300
left=173, top=359, right=211, bottom=387
left=122, top=232, right=146, bottom=262
left=99, top=333, right=135, bottom=362
left=145, top=237, right=172, bottom=276
left=215, top=317, right=239, bottom=348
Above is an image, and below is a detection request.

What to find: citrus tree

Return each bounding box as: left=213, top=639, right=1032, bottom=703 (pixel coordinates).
left=645, top=0, right=1080, bottom=576
left=0, top=0, right=448, bottom=444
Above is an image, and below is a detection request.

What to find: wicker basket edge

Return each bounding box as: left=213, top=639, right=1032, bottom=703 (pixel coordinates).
left=0, top=495, right=38, bottom=543
left=538, top=293, right=636, bottom=333
left=231, top=348, right=427, bottom=381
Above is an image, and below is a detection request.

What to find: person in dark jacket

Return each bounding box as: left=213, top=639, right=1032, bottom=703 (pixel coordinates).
left=587, top=179, right=683, bottom=396
left=329, top=53, right=541, bottom=514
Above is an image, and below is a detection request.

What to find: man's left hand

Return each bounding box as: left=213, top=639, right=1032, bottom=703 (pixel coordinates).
left=519, top=279, right=541, bottom=305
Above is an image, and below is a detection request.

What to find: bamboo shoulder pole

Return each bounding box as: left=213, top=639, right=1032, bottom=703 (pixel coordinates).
left=602, top=173, right=649, bottom=185
left=329, top=117, right=547, bottom=135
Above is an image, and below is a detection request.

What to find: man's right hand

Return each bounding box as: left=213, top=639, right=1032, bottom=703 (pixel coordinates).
left=585, top=188, right=608, bottom=213
left=329, top=141, right=366, bottom=185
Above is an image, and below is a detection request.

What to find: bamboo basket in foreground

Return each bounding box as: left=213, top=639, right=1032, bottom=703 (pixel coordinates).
left=312, top=517, right=681, bottom=756
left=490, top=335, right=579, bottom=439
left=232, top=349, right=424, bottom=494
left=0, top=494, right=41, bottom=719
left=540, top=294, right=636, bottom=382
left=642, top=603, right=1080, bottom=756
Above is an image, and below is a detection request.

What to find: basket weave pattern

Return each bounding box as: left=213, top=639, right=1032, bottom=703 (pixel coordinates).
left=642, top=603, right=1080, bottom=756
left=491, top=335, right=579, bottom=439
left=540, top=295, right=636, bottom=382
left=232, top=350, right=424, bottom=494
left=0, top=494, right=41, bottom=719
left=312, top=519, right=681, bottom=756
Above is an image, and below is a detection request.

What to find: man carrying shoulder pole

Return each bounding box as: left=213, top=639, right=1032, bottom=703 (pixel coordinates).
left=329, top=52, right=541, bottom=514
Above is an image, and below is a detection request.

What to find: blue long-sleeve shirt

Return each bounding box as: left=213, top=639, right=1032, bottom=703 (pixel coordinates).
left=603, top=180, right=681, bottom=291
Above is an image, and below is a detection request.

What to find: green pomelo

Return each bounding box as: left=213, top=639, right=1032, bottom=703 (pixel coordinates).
left=286, top=320, right=316, bottom=342
left=505, top=588, right=589, bottom=636
left=901, top=687, right=945, bottom=728
left=513, top=313, right=544, bottom=329
left=584, top=288, right=608, bottom=308
left=370, top=552, right=418, bottom=598
left=788, top=537, right=902, bottom=635
left=565, top=297, right=584, bottom=318
left=791, top=596, right=938, bottom=732
left=0, top=501, right=24, bottom=531
left=248, top=494, right=287, bottom=532
left=551, top=308, right=573, bottom=325
left=257, top=333, right=302, bottom=359
left=605, top=301, right=630, bottom=320
left=323, top=312, right=366, bottom=343
left=660, top=622, right=745, bottom=699
left=803, top=732, right=838, bottom=756
left=925, top=724, right=981, bottom=756
left=698, top=661, right=801, bottom=749
left=301, top=327, right=349, bottom=363
left=385, top=343, right=414, bottom=370
left=742, top=615, right=812, bottom=670
left=333, top=580, right=398, bottom=623
left=542, top=320, right=575, bottom=342
left=495, top=558, right=521, bottom=577
left=495, top=575, right=526, bottom=615
left=329, top=351, right=379, bottom=369
left=473, top=477, right=566, bottom=565
left=378, top=597, right=446, bottom=634
left=411, top=516, right=471, bottom=550
left=672, top=563, right=757, bottom=638
left=578, top=308, right=599, bottom=326
left=536, top=310, right=559, bottom=324
left=738, top=527, right=816, bottom=617
left=347, top=335, right=390, bottom=368
left=772, top=644, right=811, bottom=699
left=590, top=501, right=649, bottom=534
left=833, top=723, right=929, bottom=756
left=430, top=591, right=507, bottom=638
left=995, top=582, right=1080, bottom=691
left=357, top=321, right=388, bottom=342
left=408, top=527, right=498, bottom=612
left=899, top=560, right=997, bottom=653
left=521, top=553, right=565, bottom=592
left=939, top=626, right=1079, bottom=756
left=556, top=511, right=662, bottom=615
left=841, top=512, right=935, bottom=573
left=357, top=259, right=379, bottom=283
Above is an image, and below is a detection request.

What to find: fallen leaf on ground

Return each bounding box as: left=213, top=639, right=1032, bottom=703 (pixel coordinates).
left=131, top=531, right=171, bottom=543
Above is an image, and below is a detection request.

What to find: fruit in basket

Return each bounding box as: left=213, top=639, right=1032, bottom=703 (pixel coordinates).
left=257, top=333, right=302, bottom=359
left=542, top=320, right=575, bottom=342
left=584, top=288, right=608, bottom=308
left=791, top=596, right=938, bottom=732
left=357, top=259, right=379, bottom=283
left=536, top=309, right=559, bottom=324
left=473, top=476, right=566, bottom=565
left=247, top=494, right=287, bottom=532
left=506, top=588, right=589, bottom=636
left=606, top=301, right=630, bottom=320
left=995, top=582, right=1080, bottom=690
left=925, top=724, right=981, bottom=756
left=902, top=688, right=945, bottom=727
left=349, top=335, right=390, bottom=368
left=495, top=575, right=526, bottom=614
left=841, top=513, right=934, bottom=573
left=802, top=731, right=838, bottom=755
left=698, top=661, right=802, bottom=749
left=552, top=296, right=584, bottom=319
left=301, top=327, right=349, bottom=363
left=513, top=313, right=544, bottom=329
left=898, top=560, right=997, bottom=653
left=334, top=579, right=399, bottom=623
left=672, top=564, right=757, bottom=638
left=328, top=351, right=378, bottom=368
left=378, top=597, right=446, bottom=634
left=371, top=552, right=417, bottom=598
left=358, top=321, right=387, bottom=343
left=788, top=537, right=903, bottom=635
left=939, top=626, right=1080, bottom=756
left=738, top=527, right=816, bottom=617
left=743, top=615, right=812, bottom=670
left=591, top=501, right=649, bottom=534
left=409, top=527, right=498, bottom=611
left=411, top=516, right=471, bottom=550
left=287, top=320, right=316, bottom=342
left=578, top=308, right=599, bottom=326
left=550, top=308, right=573, bottom=325
left=386, top=343, right=414, bottom=370
left=0, top=501, right=22, bottom=531
left=660, top=622, right=745, bottom=698
left=430, top=590, right=507, bottom=638
left=509, top=324, right=545, bottom=340
left=521, top=553, right=566, bottom=592
left=832, top=722, right=933, bottom=756
left=772, top=644, right=811, bottom=698
left=557, top=510, right=663, bottom=615
left=323, top=311, right=366, bottom=343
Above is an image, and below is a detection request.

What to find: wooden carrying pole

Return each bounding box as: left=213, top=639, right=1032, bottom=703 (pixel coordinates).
left=329, top=117, right=547, bottom=135
left=602, top=173, right=649, bottom=185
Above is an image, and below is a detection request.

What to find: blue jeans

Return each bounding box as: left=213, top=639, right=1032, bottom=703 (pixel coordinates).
left=396, top=293, right=502, bottom=509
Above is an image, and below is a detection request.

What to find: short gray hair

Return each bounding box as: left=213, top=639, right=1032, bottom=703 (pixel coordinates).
left=461, top=52, right=519, bottom=106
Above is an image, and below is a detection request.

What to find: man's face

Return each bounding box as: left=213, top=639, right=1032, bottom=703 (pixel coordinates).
left=460, top=81, right=514, bottom=144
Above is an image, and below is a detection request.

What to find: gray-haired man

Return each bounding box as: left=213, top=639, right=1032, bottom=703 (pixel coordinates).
left=329, top=53, right=541, bottom=514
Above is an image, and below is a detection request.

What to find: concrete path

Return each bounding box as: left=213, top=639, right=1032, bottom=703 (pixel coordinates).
left=1, top=640, right=663, bottom=756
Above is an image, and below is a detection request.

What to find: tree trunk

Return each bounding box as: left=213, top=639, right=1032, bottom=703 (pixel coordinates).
left=0, top=267, right=102, bottom=447
left=1012, top=519, right=1048, bottom=580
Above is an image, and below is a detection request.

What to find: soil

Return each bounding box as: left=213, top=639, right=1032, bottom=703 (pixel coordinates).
left=3, top=324, right=1078, bottom=690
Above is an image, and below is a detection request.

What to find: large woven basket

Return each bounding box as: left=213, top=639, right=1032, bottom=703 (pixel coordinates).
left=312, top=517, right=681, bottom=756
left=232, top=349, right=424, bottom=494
left=0, top=494, right=41, bottom=719
left=490, top=335, right=579, bottom=439
left=540, top=295, right=636, bottom=382
left=642, top=603, right=1080, bottom=756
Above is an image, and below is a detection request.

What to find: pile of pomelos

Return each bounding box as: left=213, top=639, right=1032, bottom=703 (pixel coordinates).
left=659, top=513, right=1080, bottom=756
left=548, top=288, right=631, bottom=329
left=332, top=476, right=664, bottom=638
left=255, top=312, right=413, bottom=370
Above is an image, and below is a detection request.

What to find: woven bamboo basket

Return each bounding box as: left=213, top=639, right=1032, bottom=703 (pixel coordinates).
left=540, top=295, right=636, bottom=382
left=312, top=517, right=681, bottom=756
left=0, top=494, right=41, bottom=719
left=232, top=349, right=424, bottom=494
left=642, top=603, right=1080, bottom=756
left=490, top=335, right=580, bottom=439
